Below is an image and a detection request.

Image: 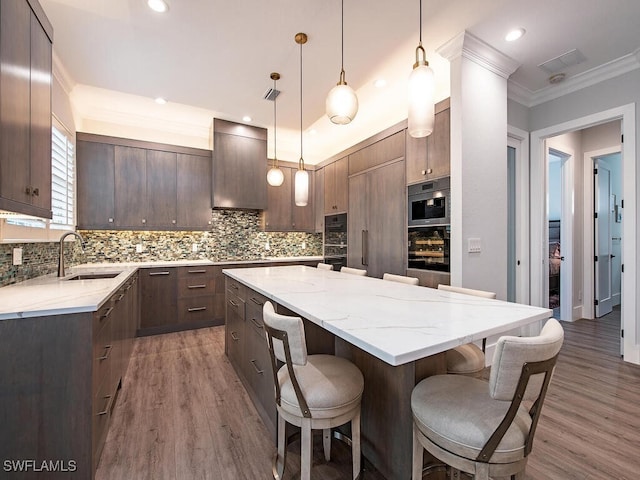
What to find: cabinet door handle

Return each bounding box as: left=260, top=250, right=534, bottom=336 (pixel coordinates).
left=230, top=332, right=239, bottom=341
left=97, top=394, right=114, bottom=416
left=100, top=307, right=114, bottom=319
left=250, top=359, right=264, bottom=375
left=98, top=345, right=113, bottom=361
left=116, top=293, right=125, bottom=302
left=229, top=283, right=239, bottom=290
left=187, top=284, right=207, bottom=289
left=229, top=299, right=239, bottom=307
left=250, top=297, right=264, bottom=306
left=149, top=271, right=170, bottom=276
left=32, top=187, right=40, bottom=196
left=362, top=230, right=369, bottom=266
left=250, top=317, right=263, bottom=329
left=188, top=269, right=207, bottom=274
left=187, top=306, right=207, bottom=312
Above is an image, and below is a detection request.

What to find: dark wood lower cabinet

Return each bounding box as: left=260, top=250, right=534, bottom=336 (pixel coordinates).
left=0, top=273, right=138, bottom=480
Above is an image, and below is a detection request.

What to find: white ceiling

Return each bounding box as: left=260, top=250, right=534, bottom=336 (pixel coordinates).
left=40, top=0, right=640, bottom=163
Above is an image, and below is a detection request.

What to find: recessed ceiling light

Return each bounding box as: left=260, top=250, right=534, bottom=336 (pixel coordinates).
left=242, top=116, right=252, bottom=122
left=154, top=97, right=167, bottom=105
left=374, top=78, right=387, bottom=88
left=308, top=129, right=317, bottom=135
left=147, top=0, right=169, bottom=13
left=505, top=28, right=525, bottom=42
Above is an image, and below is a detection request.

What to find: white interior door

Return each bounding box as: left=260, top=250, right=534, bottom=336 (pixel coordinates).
left=595, top=161, right=613, bottom=317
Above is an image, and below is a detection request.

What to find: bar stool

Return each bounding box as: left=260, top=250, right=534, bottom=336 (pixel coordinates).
left=340, top=266, right=367, bottom=276
left=262, top=301, right=364, bottom=480
left=383, top=273, right=419, bottom=285
left=317, top=262, right=333, bottom=271
left=411, top=318, right=564, bottom=480
left=437, top=284, right=497, bottom=376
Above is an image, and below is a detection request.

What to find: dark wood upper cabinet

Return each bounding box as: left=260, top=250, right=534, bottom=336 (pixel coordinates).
left=314, top=166, right=325, bottom=233
left=77, top=134, right=212, bottom=230
left=406, top=98, right=450, bottom=185
left=0, top=0, right=53, bottom=218
left=76, top=140, right=115, bottom=229
left=177, top=153, right=213, bottom=229
left=212, top=118, right=267, bottom=210
left=263, top=166, right=315, bottom=232
left=146, top=150, right=177, bottom=228
left=324, top=156, right=348, bottom=214
left=292, top=169, right=315, bottom=232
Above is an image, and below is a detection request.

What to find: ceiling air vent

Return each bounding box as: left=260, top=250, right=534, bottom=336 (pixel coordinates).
left=263, top=87, right=280, bottom=102
left=538, top=48, right=586, bottom=74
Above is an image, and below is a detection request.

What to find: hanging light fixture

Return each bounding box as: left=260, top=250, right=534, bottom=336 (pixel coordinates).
left=294, top=33, right=309, bottom=206
left=325, top=0, right=358, bottom=124
left=266, top=72, right=285, bottom=187
left=408, top=0, right=435, bottom=138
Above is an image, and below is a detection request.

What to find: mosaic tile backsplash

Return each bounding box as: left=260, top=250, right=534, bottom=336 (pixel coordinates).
left=0, top=210, right=322, bottom=287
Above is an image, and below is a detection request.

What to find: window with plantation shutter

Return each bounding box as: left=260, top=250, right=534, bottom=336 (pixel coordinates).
left=50, top=124, right=75, bottom=229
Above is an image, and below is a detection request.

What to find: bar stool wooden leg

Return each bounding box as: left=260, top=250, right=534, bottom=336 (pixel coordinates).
left=301, top=418, right=313, bottom=480
left=322, top=428, right=332, bottom=461
left=352, top=409, right=361, bottom=480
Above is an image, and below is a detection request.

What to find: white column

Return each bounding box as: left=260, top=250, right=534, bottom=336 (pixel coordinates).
left=437, top=32, right=519, bottom=300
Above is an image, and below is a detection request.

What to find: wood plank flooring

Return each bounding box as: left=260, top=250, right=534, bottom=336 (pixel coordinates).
left=97, top=311, right=640, bottom=479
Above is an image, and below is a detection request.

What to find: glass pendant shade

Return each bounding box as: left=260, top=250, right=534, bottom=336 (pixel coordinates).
left=266, top=166, right=284, bottom=187
left=326, top=80, right=358, bottom=125
left=408, top=62, right=435, bottom=138
left=294, top=168, right=309, bottom=206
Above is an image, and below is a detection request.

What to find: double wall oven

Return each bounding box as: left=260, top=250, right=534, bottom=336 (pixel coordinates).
left=408, top=177, right=450, bottom=272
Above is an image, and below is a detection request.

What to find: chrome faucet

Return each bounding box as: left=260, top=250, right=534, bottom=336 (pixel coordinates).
left=58, top=231, right=85, bottom=277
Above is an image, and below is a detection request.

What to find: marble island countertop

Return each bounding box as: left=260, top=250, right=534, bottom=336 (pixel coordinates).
left=223, top=265, right=553, bottom=366
left=0, top=257, right=323, bottom=321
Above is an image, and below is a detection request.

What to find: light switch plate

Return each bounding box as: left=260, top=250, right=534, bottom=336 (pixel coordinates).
left=12, top=247, right=23, bottom=266
left=192, top=243, right=199, bottom=252
left=468, top=237, right=481, bottom=253
left=136, top=244, right=143, bottom=253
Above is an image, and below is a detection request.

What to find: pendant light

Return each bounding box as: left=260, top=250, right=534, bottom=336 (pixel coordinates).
left=266, top=72, right=285, bottom=187
left=408, top=0, right=435, bottom=138
left=325, top=0, right=358, bottom=124
left=294, top=33, right=309, bottom=207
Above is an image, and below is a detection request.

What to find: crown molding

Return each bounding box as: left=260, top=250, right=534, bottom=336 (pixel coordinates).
left=437, top=30, right=520, bottom=79
left=508, top=47, right=640, bottom=107
left=52, top=50, right=76, bottom=95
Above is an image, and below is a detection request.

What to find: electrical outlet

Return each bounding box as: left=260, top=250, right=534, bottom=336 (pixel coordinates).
left=301, top=241, right=306, bottom=250
left=192, top=243, right=199, bottom=252
left=265, top=240, right=271, bottom=251
left=12, top=247, right=23, bottom=266
left=136, top=243, right=143, bottom=253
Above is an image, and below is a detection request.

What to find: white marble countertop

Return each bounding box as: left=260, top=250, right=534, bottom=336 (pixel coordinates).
left=222, top=265, right=553, bottom=366
left=0, top=257, right=323, bottom=321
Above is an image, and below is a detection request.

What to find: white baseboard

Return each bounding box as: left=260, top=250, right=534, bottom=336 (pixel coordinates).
left=612, top=292, right=621, bottom=306
left=573, top=305, right=583, bottom=321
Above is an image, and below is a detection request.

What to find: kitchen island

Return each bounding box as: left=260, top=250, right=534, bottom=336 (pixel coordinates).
left=223, top=265, right=552, bottom=480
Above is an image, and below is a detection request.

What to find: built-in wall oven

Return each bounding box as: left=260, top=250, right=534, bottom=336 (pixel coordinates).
left=324, top=213, right=347, bottom=271
left=408, top=176, right=450, bottom=227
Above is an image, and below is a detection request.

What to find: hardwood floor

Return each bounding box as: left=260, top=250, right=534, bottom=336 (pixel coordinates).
left=97, top=311, right=640, bottom=479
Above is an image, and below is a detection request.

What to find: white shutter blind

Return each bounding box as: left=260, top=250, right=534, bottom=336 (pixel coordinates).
left=50, top=125, right=75, bottom=228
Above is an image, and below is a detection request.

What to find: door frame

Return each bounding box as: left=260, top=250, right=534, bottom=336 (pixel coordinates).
left=507, top=126, right=530, bottom=304
left=531, top=103, right=637, bottom=365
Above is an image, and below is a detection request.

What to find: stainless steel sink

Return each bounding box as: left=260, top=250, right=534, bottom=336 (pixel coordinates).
left=64, top=272, right=122, bottom=281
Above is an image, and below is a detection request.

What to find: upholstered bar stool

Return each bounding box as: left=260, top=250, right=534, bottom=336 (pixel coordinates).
left=340, top=266, right=367, bottom=276
left=317, top=262, right=333, bottom=271
left=411, top=318, right=564, bottom=480
left=437, top=284, right=497, bottom=377
left=383, top=272, right=419, bottom=285
left=262, top=301, right=364, bottom=480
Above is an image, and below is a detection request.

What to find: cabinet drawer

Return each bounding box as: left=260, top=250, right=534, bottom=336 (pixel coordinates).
left=92, top=379, right=113, bottom=471
left=178, top=295, right=215, bottom=323
left=93, top=299, right=115, bottom=336
left=246, top=297, right=266, bottom=335
left=226, top=278, right=247, bottom=301
left=246, top=323, right=276, bottom=422
left=178, top=265, right=216, bottom=278
left=178, top=277, right=215, bottom=297
left=92, top=317, right=113, bottom=397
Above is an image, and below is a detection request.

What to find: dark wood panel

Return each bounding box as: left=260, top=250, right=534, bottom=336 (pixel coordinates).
left=76, top=132, right=211, bottom=157
left=333, top=156, right=349, bottom=213
left=213, top=118, right=268, bottom=140
left=348, top=130, right=405, bottom=175
left=314, top=166, right=324, bottom=232
left=292, top=169, right=315, bottom=232
left=114, top=146, right=147, bottom=228
left=77, top=141, right=115, bottom=228
left=178, top=296, right=215, bottom=324
left=176, top=153, right=212, bottom=229
left=146, top=150, right=177, bottom=228
left=347, top=172, right=368, bottom=269
left=427, top=105, right=450, bottom=180
left=263, top=166, right=293, bottom=231
left=139, top=267, right=177, bottom=330
left=28, top=10, right=52, bottom=213
left=0, top=0, right=31, bottom=206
